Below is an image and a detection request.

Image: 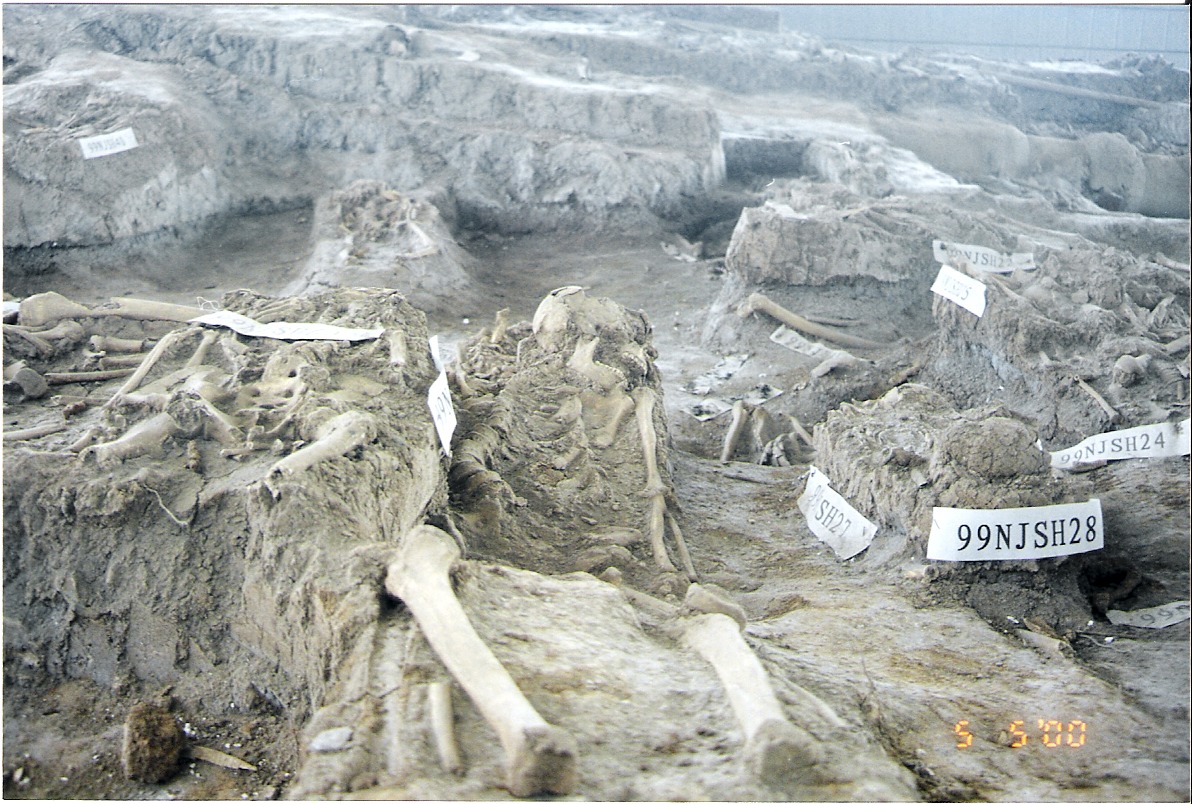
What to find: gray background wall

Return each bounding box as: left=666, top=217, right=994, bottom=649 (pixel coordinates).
left=777, top=5, right=1190, bottom=70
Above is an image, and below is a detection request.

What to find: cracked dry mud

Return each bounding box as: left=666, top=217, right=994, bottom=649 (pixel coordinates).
left=3, top=5, right=1190, bottom=803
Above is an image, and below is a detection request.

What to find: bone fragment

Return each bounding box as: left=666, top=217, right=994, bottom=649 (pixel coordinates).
left=385, top=525, right=578, bottom=797
left=788, top=414, right=815, bottom=449
left=98, top=354, right=151, bottom=369
left=91, top=334, right=151, bottom=353
left=1163, top=334, right=1191, bottom=356
left=427, top=681, right=464, bottom=775
left=189, top=745, right=257, bottom=772
left=1153, top=254, right=1190, bottom=272
left=633, top=387, right=665, bottom=498
left=45, top=368, right=137, bottom=385
left=3, top=422, right=68, bottom=442
left=3, top=325, right=55, bottom=358
left=568, top=337, right=625, bottom=392
left=634, top=386, right=677, bottom=573
left=80, top=412, right=180, bottom=468
left=490, top=309, right=510, bottom=344
left=811, top=350, right=866, bottom=377
left=186, top=329, right=220, bottom=368
left=18, top=292, right=91, bottom=327
left=684, top=584, right=746, bottom=630
left=3, top=363, right=48, bottom=399
left=590, top=390, right=634, bottom=448
left=1111, top=353, right=1151, bottom=387
left=667, top=514, right=698, bottom=582
left=386, top=329, right=408, bottom=367
left=28, top=319, right=87, bottom=344
left=645, top=496, right=675, bottom=574
left=95, top=297, right=205, bottom=323
left=1074, top=377, right=1119, bottom=422
left=265, top=411, right=377, bottom=494
left=720, top=400, right=749, bottom=463
left=109, top=328, right=190, bottom=403
left=683, top=613, right=823, bottom=786
left=738, top=292, right=882, bottom=350
left=69, top=426, right=102, bottom=453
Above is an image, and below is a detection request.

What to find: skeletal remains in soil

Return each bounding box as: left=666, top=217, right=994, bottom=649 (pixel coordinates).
left=7, top=288, right=831, bottom=795
left=386, top=525, right=579, bottom=797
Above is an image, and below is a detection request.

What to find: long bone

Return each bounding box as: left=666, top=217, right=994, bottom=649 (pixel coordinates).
left=91, top=334, right=152, bottom=353
left=385, top=525, right=578, bottom=797
left=264, top=410, right=377, bottom=497
left=582, top=389, right=634, bottom=449
left=427, top=681, right=464, bottom=775
left=79, top=412, right=181, bottom=468
left=683, top=613, right=823, bottom=787
left=633, top=386, right=677, bottom=573
left=738, top=292, right=882, bottom=350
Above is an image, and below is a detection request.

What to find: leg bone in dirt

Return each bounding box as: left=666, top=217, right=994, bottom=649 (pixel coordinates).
left=683, top=612, right=823, bottom=787
left=385, top=525, right=578, bottom=797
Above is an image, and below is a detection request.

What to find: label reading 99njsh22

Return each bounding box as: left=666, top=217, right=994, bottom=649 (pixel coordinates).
left=927, top=499, right=1103, bottom=562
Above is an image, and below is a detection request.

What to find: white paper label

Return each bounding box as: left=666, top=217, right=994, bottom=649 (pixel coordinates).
left=190, top=310, right=383, bottom=341
left=1050, top=420, right=1191, bottom=469
left=78, top=127, right=139, bottom=159
left=428, top=335, right=444, bottom=373
left=797, top=466, right=878, bottom=560
left=770, top=325, right=837, bottom=358
left=932, top=239, right=1036, bottom=273
left=1106, top=601, right=1191, bottom=629
left=931, top=264, right=987, bottom=317
left=928, top=499, right=1103, bottom=561
left=427, top=371, right=456, bottom=456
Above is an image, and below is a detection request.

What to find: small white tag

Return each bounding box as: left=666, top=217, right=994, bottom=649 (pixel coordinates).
left=932, top=239, right=1036, bottom=273
left=1051, top=420, right=1191, bottom=469
left=427, top=371, right=456, bottom=456
left=928, top=499, right=1103, bottom=561
left=1107, top=601, right=1191, bottom=629
left=769, top=325, right=835, bottom=358
left=797, top=466, right=878, bottom=560
left=931, top=264, right=987, bottom=317
left=428, top=335, right=444, bottom=373
left=78, top=127, right=139, bottom=159
left=190, top=310, right=382, bottom=341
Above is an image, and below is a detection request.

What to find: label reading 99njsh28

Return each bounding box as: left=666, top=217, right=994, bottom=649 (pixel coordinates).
left=927, top=499, right=1103, bottom=561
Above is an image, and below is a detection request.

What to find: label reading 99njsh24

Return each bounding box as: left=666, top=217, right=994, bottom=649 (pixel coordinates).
left=927, top=499, right=1103, bottom=561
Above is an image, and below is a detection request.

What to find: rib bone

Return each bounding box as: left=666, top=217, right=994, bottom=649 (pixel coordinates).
left=683, top=613, right=822, bottom=787
left=385, top=525, right=578, bottom=797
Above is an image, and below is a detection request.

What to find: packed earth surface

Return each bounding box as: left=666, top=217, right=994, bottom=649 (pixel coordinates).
left=2, top=5, right=1190, bottom=802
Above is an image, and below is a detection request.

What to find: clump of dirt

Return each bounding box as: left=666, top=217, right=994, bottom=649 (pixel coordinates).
left=283, top=180, right=476, bottom=313
left=919, top=243, right=1190, bottom=447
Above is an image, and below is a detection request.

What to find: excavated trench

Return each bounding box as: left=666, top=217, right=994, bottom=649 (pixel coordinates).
left=3, top=5, right=1190, bottom=802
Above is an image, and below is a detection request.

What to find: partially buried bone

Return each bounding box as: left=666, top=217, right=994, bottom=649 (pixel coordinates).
left=683, top=613, right=823, bottom=787
left=567, top=337, right=626, bottom=392
left=385, top=525, right=578, bottom=797
left=91, top=334, right=152, bottom=353
left=738, top=292, right=882, bottom=350
left=427, top=681, right=463, bottom=775
left=265, top=411, right=376, bottom=496
left=80, top=412, right=181, bottom=468
left=634, top=386, right=676, bottom=574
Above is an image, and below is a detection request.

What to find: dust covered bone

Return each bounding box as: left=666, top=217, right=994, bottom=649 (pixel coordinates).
left=454, top=287, right=694, bottom=595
